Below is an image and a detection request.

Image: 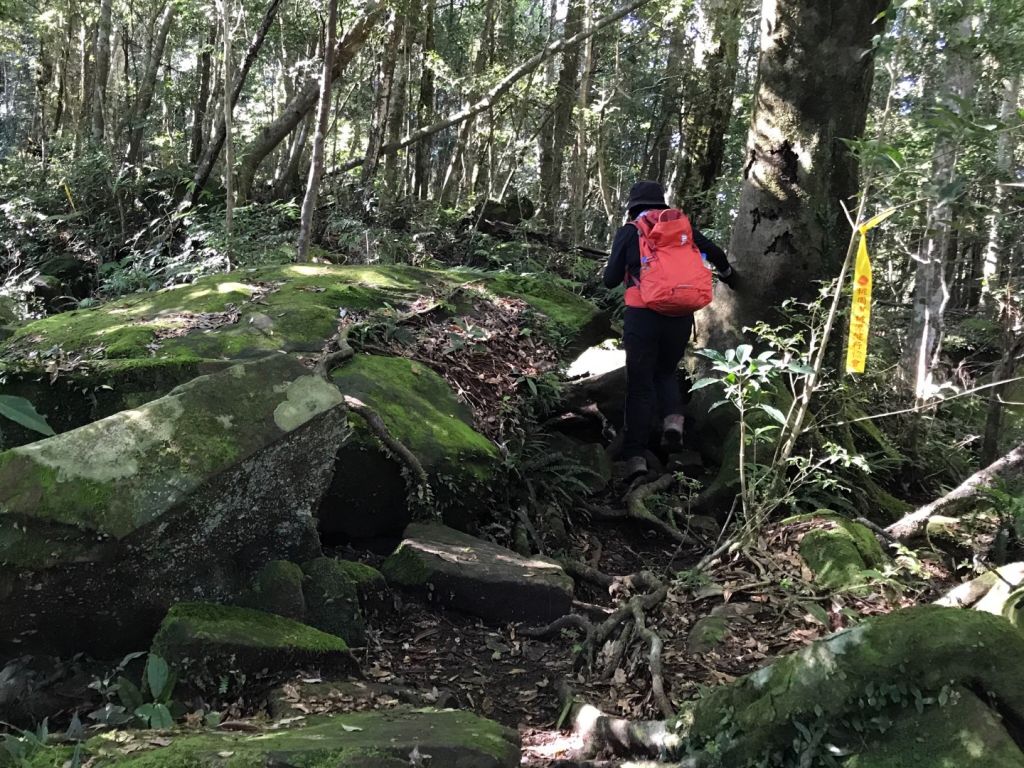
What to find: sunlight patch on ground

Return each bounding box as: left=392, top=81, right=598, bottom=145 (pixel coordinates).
left=566, top=340, right=624, bottom=378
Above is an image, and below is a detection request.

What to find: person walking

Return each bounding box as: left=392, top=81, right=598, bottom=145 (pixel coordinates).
left=603, top=180, right=739, bottom=481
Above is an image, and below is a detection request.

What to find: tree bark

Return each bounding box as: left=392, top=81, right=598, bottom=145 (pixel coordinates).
left=190, top=28, right=215, bottom=165
left=539, top=0, right=584, bottom=227
left=900, top=12, right=976, bottom=399
left=980, top=75, right=1020, bottom=306
left=235, top=2, right=384, bottom=202
left=886, top=443, right=1024, bottom=541
left=90, top=0, right=113, bottom=143
left=700, top=0, right=887, bottom=352
left=412, top=0, right=436, bottom=199
left=125, top=1, right=174, bottom=165
left=219, top=0, right=235, bottom=257
left=296, top=0, right=339, bottom=262
left=644, top=24, right=687, bottom=184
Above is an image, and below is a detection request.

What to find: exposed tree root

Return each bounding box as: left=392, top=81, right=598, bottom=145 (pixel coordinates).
left=886, top=443, right=1024, bottom=541
left=625, top=474, right=697, bottom=546
left=342, top=394, right=433, bottom=506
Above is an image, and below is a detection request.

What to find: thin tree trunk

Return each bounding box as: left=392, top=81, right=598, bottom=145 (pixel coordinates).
left=297, top=0, right=338, bottom=262
left=276, top=111, right=312, bottom=198
left=539, top=0, right=584, bottom=227
left=219, top=0, right=235, bottom=258
left=235, top=2, right=385, bottom=202
left=644, top=24, right=687, bottom=183
left=901, top=13, right=976, bottom=400
left=125, top=1, right=174, bottom=165
left=337, top=0, right=654, bottom=176
left=413, top=0, right=436, bottom=199
left=980, top=74, right=1020, bottom=306
left=190, top=28, right=216, bottom=165
left=362, top=8, right=403, bottom=185
left=190, top=0, right=285, bottom=205
left=91, top=0, right=113, bottom=143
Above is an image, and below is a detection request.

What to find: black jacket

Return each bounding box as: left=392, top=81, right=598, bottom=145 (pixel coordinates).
left=603, top=223, right=731, bottom=290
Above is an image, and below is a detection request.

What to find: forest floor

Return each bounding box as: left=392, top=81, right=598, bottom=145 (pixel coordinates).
left=298, top=509, right=950, bottom=766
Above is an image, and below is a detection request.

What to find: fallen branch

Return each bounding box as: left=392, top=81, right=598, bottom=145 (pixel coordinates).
left=886, top=443, right=1024, bottom=541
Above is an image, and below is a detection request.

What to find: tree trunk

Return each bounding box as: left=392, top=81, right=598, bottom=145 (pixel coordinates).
left=412, top=0, right=436, bottom=199
left=539, top=0, right=584, bottom=227
left=189, top=0, right=285, bottom=206
left=644, top=24, right=687, bottom=183
left=235, top=3, right=384, bottom=202
left=700, top=0, right=887, bottom=352
left=125, top=1, right=174, bottom=165
left=296, top=0, right=338, bottom=262
left=219, top=0, right=235, bottom=257
left=190, top=28, right=215, bottom=165
left=362, top=8, right=403, bottom=186
left=900, top=13, right=976, bottom=400
left=90, top=0, right=113, bottom=143
left=980, top=74, right=1020, bottom=307
left=675, top=0, right=745, bottom=223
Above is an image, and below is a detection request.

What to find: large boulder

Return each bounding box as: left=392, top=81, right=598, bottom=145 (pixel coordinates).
left=0, top=263, right=600, bottom=448
left=381, top=523, right=574, bottom=624
left=325, top=355, right=500, bottom=539
left=0, top=355, right=346, bottom=658
left=28, top=708, right=520, bottom=768
left=301, top=557, right=389, bottom=646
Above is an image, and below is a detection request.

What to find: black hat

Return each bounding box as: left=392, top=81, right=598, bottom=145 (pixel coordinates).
left=626, top=180, right=668, bottom=210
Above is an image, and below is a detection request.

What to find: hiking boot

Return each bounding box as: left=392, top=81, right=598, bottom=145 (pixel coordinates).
left=662, top=413, right=685, bottom=448
left=622, top=455, right=648, bottom=483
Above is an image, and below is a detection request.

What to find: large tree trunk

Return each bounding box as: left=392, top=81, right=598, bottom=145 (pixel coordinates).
left=235, top=3, right=384, bottom=203
left=700, top=0, right=887, bottom=352
left=296, top=0, right=339, bottom=262
left=90, top=0, right=113, bottom=143
left=125, top=1, right=174, bottom=165
left=538, top=0, right=584, bottom=227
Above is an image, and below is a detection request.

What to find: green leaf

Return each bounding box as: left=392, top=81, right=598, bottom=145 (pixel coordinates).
left=758, top=404, right=788, bottom=426
left=149, top=703, right=173, bottom=729
left=145, top=654, right=170, bottom=702
left=0, top=395, right=55, bottom=436
left=689, top=377, right=720, bottom=391
left=117, top=677, right=144, bottom=713
left=787, top=362, right=815, bottom=375
left=736, top=344, right=752, bottom=364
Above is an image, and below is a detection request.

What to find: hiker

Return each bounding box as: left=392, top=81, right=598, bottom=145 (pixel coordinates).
left=603, top=180, right=739, bottom=481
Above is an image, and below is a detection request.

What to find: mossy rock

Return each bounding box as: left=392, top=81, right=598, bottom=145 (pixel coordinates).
left=382, top=523, right=573, bottom=624
left=0, top=355, right=346, bottom=657
left=845, top=687, right=1024, bottom=767
left=24, top=708, right=519, bottom=768
left=798, top=515, right=888, bottom=590
left=325, top=355, right=500, bottom=539
left=300, top=557, right=388, bottom=646
left=244, top=560, right=306, bottom=621
left=1, top=263, right=600, bottom=448
left=151, top=602, right=355, bottom=690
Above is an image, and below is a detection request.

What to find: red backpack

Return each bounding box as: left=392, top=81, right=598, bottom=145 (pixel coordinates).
left=624, top=208, right=712, bottom=316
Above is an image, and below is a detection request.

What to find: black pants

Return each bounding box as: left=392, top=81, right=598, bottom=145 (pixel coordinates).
left=622, top=307, right=693, bottom=458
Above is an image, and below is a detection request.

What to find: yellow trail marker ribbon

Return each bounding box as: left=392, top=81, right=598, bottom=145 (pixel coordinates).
left=845, top=208, right=895, bottom=374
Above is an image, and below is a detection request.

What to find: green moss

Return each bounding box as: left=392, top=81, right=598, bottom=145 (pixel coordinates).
left=483, top=272, right=599, bottom=337
left=380, top=546, right=433, bottom=586
left=687, top=606, right=1024, bottom=766
left=799, top=516, right=886, bottom=590
left=845, top=688, right=1024, bottom=767
left=153, top=602, right=348, bottom=655
left=300, top=557, right=367, bottom=645
left=244, top=560, right=306, bottom=620
left=26, top=709, right=520, bottom=768
left=332, top=354, right=498, bottom=481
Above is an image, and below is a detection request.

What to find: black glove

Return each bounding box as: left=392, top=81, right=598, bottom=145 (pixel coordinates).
left=719, top=268, right=740, bottom=290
